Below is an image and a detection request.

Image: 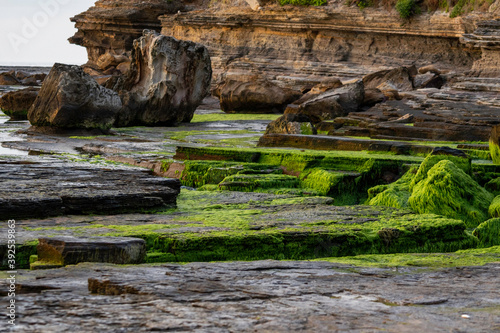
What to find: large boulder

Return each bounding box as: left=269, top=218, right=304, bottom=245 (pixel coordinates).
left=217, top=79, right=302, bottom=114
left=111, top=30, right=212, bottom=126
left=28, top=63, right=122, bottom=132
left=292, top=80, right=365, bottom=124
left=0, top=87, right=39, bottom=120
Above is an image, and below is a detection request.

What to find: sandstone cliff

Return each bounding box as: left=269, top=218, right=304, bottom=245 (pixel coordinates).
left=70, top=0, right=500, bottom=88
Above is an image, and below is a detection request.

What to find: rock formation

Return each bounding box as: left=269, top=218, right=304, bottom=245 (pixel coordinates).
left=69, top=0, right=184, bottom=76
left=216, top=78, right=301, bottom=114
left=0, top=87, right=39, bottom=120
left=109, top=30, right=212, bottom=126
left=28, top=63, right=122, bottom=132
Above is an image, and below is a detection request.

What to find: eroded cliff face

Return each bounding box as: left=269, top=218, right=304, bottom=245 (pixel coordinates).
left=70, top=0, right=500, bottom=88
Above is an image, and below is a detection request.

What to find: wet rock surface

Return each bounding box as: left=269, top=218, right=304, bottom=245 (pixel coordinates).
left=1, top=261, right=499, bottom=332
left=0, top=159, right=181, bottom=219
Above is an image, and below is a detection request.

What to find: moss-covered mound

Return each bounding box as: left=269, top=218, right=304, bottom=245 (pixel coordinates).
left=409, top=160, right=494, bottom=228
left=473, top=218, right=500, bottom=248
left=369, top=155, right=494, bottom=228
left=489, top=196, right=500, bottom=218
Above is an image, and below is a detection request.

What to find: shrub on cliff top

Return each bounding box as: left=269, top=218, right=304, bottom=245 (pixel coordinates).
left=395, top=0, right=421, bottom=19
left=279, top=0, right=327, bottom=6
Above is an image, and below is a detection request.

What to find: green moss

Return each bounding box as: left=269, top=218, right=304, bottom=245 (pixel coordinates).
left=409, top=160, right=494, bottom=228
left=301, top=169, right=345, bottom=196
left=316, top=246, right=500, bottom=268
left=489, top=196, right=500, bottom=218
left=369, top=184, right=411, bottom=209
left=485, top=177, right=500, bottom=196
left=219, top=174, right=300, bottom=192
left=473, top=218, right=500, bottom=248
left=191, top=113, right=281, bottom=123
left=279, top=0, right=327, bottom=6
left=395, top=0, right=421, bottom=19
left=410, top=155, right=471, bottom=190
left=489, top=137, right=500, bottom=165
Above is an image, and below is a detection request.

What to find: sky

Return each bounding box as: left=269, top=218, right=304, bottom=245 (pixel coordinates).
left=0, top=0, right=97, bottom=66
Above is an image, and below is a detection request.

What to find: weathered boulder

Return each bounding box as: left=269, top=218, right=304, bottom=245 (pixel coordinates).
left=0, top=87, right=39, bottom=120
left=28, top=63, right=122, bottom=131
left=293, top=77, right=343, bottom=105
left=264, top=113, right=317, bottom=135
left=0, top=72, right=20, bottom=85
left=413, top=73, right=444, bottom=89
left=111, top=30, right=212, bottom=126
left=363, top=66, right=416, bottom=92
left=293, top=80, right=365, bottom=124
left=35, top=236, right=146, bottom=266
left=362, top=88, right=385, bottom=107
left=217, top=79, right=302, bottom=114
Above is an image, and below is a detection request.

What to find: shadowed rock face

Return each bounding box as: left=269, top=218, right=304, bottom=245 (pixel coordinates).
left=110, top=30, right=212, bottom=126
left=28, top=63, right=122, bottom=131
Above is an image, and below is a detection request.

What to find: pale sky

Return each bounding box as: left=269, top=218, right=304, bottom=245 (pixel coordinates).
left=0, top=0, right=97, bottom=66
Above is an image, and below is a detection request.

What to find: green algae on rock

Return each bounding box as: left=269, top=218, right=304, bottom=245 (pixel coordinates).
left=488, top=196, right=500, bottom=218
left=473, top=218, right=500, bottom=248
left=409, top=160, right=494, bottom=228
left=316, top=245, right=500, bottom=268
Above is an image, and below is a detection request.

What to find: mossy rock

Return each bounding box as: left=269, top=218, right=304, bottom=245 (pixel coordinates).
left=219, top=174, right=300, bottom=192
left=409, top=154, right=471, bottom=190
left=367, top=165, right=417, bottom=209
left=488, top=196, right=500, bottom=218
left=485, top=177, right=500, bottom=196
left=489, top=125, right=500, bottom=165
left=473, top=218, right=500, bottom=248
left=409, top=160, right=494, bottom=228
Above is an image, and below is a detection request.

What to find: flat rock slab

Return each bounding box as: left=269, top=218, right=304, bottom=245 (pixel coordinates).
left=35, top=236, right=146, bottom=267
left=1, top=261, right=499, bottom=332
left=0, top=159, right=181, bottom=219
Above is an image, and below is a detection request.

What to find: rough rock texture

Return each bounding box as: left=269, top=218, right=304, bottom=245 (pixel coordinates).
left=264, top=113, right=317, bottom=135
left=110, top=30, right=212, bottom=126
left=36, top=237, right=146, bottom=266
left=363, top=66, right=416, bottom=91
left=28, top=64, right=122, bottom=131
left=0, top=159, right=181, bottom=219
left=291, top=80, right=364, bottom=124
left=70, top=1, right=500, bottom=92
left=1, top=262, right=499, bottom=332
left=217, top=79, right=301, bottom=114
left=461, top=19, right=500, bottom=77
left=0, top=87, right=39, bottom=120
left=69, top=0, right=184, bottom=75
left=0, top=72, right=20, bottom=85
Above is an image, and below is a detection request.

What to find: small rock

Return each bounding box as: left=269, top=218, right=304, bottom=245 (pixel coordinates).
left=418, top=64, right=442, bottom=75
left=0, top=87, right=39, bottom=120
left=362, top=88, right=385, bottom=107
left=36, top=236, right=146, bottom=266
left=0, top=72, right=20, bottom=85
left=265, top=113, right=317, bottom=135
